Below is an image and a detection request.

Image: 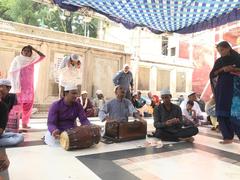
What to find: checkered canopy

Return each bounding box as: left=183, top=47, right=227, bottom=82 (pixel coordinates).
left=53, top=0, right=240, bottom=34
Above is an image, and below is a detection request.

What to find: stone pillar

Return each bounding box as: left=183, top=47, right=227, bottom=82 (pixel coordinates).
left=170, top=68, right=176, bottom=94
left=34, top=42, right=49, bottom=104
left=132, top=56, right=140, bottom=91
left=97, top=20, right=104, bottom=40
left=150, top=65, right=157, bottom=91
left=185, top=69, right=193, bottom=92
left=82, top=48, right=93, bottom=96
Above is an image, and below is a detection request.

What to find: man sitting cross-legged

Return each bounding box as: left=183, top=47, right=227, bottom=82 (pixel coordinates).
left=0, top=79, right=24, bottom=147
left=45, top=85, right=91, bottom=146
left=153, top=89, right=198, bottom=142
left=182, top=100, right=199, bottom=127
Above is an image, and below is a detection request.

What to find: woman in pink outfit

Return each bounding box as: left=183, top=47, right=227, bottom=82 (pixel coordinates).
left=8, top=45, right=45, bottom=129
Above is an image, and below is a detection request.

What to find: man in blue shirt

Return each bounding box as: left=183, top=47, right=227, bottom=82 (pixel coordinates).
left=99, top=85, right=145, bottom=123
left=113, top=64, right=133, bottom=100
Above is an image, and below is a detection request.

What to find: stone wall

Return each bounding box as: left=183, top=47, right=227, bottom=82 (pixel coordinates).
left=0, top=20, right=130, bottom=105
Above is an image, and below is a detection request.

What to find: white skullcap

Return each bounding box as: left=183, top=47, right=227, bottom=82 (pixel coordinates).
left=64, top=85, right=78, bottom=91
left=81, top=90, right=88, bottom=95
left=96, top=90, right=103, bottom=95
left=70, top=54, right=79, bottom=62
left=160, top=89, right=171, bottom=96
left=0, top=79, right=11, bottom=87
left=123, top=64, right=129, bottom=68
left=114, top=85, right=120, bottom=92
left=132, top=92, right=138, bottom=96
left=187, top=91, right=196, bottom=97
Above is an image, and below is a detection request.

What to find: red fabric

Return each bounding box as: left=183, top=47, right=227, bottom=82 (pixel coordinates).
left=21, top=102, right=33, bottom=125
left=152, top=95, right=160, bottom=105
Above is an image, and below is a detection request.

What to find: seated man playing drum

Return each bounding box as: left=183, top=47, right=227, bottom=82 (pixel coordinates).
left=99, top=85, right=146, bottom=123
left=45, top=85, right=91, bottom=146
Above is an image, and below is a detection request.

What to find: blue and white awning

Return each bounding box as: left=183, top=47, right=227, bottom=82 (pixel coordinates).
left=53, top=0, right=240, bottom=34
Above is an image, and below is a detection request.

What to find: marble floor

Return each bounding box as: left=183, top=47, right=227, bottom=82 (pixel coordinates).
left=1, top=118, right=240, bottom=180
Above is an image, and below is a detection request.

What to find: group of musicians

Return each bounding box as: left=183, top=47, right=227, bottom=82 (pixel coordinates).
left=45, top=84, right=198, bottom=147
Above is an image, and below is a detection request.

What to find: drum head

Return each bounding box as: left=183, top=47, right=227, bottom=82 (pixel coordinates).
left=60, top=131, right=70, bottom=150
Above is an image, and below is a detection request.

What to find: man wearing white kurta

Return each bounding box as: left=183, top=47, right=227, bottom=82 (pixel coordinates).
left=58, top=54, right=82, bottom=97
left=180, top=91, right=207, bottom=124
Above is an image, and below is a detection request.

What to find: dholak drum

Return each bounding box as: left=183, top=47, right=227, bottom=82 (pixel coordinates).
left=60, top=125, right=101, bottom=151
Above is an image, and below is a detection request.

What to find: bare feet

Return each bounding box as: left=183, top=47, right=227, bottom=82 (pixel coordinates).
left=22, top=124, right=31, bottom=129
left=211, top=126, right=220, bottom=132
left=219, top=140, right=233, bottom=144
left=211, top=127, right=217, bottom=131
left=19, top=129, right=28, bottom=133
left=179, top=137, right=194, bottom=143
left=215, top=128, right=220, bottom=133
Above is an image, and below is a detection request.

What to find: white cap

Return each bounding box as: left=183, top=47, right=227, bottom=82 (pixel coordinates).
left=81, top=90, right=88, bottom=95
left=132, top=92, right=138, bottom=96
left=70, top=54, right=79, bottom=62
left=123, top=64, right=129, bottom=68
left=0, top=79, right=11, bottom=87
left=114, top=85, right=120, bottom=92
left=64, top=85, right=78, bottom=91
left=96, top=90, right=103, bottom=95
left=187, top=91, right=196, bottom=97
left=160, top=89, right=171, bottom=96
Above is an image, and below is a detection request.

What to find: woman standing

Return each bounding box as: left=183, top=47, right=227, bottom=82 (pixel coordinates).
left=58, top=54, right=82, bottom=98
left=210, top=41, right=240, bottom=144
left=8, top=45, right=45, bottom=129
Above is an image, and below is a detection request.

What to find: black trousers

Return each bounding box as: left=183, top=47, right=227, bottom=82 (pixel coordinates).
left=155, top=127, right=199, bottom=142
left=217, top=116, right=240, bottom=140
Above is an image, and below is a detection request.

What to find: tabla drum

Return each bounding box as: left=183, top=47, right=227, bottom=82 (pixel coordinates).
left=60, top=125, right=101, bottom=151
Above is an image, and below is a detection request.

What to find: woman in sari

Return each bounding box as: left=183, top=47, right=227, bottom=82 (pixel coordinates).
left=8, top=45, right=45, bottom=129
left=210, top=41, right=240, bottom=144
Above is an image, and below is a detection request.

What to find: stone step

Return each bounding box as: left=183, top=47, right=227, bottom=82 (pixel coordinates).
left=33, top=104, right=51, bottom=112
left=31, top=112, right=48, bottom=119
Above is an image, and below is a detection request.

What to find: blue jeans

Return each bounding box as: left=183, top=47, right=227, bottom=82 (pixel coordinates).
left=0, top=132, right=24, bottom=147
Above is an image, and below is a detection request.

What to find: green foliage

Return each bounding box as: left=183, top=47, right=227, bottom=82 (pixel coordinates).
left=0, top=0, right=98, bottom=38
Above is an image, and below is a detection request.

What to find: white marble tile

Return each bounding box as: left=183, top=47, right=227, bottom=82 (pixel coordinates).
left=7, top=145, right=100, bottom=180
left=120, top=150, right=240, bottom=180
left=198, top=127, right=239, bottom=139
left=4, top=117, right=240, bottom=180
left=195, top=134, right=240, bottom=154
